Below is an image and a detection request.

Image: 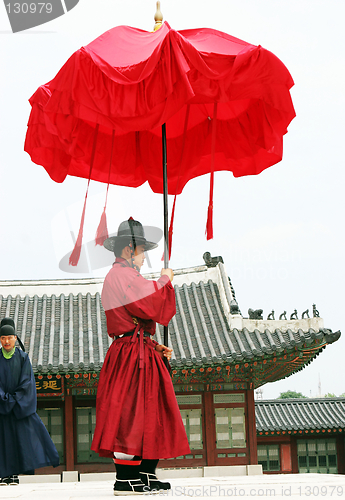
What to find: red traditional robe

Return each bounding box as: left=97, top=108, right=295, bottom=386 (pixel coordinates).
left=91, top=258, right=190, bottom=459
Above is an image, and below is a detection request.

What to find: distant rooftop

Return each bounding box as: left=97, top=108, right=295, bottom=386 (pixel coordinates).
left=256, top=398, right=345, bottom=434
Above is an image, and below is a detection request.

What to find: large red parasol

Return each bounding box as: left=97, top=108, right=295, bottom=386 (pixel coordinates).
left=24, top=10, right=295, bottom=344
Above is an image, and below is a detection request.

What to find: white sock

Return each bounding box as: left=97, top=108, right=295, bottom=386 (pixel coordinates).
left=113, top=452, right=135, bottom=460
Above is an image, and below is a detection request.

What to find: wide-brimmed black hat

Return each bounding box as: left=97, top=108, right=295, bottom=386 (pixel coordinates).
left=103, top=218, right=158, bottom=252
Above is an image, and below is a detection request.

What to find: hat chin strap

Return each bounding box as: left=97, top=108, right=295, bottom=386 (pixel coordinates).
left=129, top=242, right=140, bottom=272
left=128, top=221, right=140, bottom=272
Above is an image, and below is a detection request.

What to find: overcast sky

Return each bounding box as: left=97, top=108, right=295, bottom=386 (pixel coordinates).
left=0, top=0, right=344, bottom=399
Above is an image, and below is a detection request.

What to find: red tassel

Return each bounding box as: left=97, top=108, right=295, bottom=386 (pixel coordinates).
left=168, top=195, right=177, bottom=259
left=95, top=128, right=113, bottom=247
left=206, top=172, right=214, bottom=240
left=206, top=103, right=217, bottom=241
left=69, top=124, right=99, bottom=266
left=69, top=195, right=88, bottom=266
left=95, top=208, right=109, bottom=246
left=161, top=195, right=177, bottom=261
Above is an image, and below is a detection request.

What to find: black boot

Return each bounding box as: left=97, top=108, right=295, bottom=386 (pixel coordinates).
left=113, top=463, right=148, bottom=496
left=0, top=476, right=19, bottom=485
left=140, top=459, right=171, bottom=491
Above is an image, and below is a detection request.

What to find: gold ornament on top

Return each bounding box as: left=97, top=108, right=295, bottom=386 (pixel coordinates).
left=153, top=1, right=163, bottom=31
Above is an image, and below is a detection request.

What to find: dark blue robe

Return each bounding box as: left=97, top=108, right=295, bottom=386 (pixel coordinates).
left=0, top=348, right=59, bottom=477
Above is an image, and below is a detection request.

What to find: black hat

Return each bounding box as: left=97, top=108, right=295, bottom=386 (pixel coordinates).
left=103, top=218, right=158, bottom=252
left=0, top=317, right=25, bottom=351
left=1, top=317, right=15, bottom=329
left=0, top=324, right=16, bottom=337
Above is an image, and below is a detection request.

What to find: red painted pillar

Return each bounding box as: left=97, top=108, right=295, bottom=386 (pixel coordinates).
left=64, top=393, right=75, bottom=471
left=204, top=391, right=216, bottom=466
left=281, top=443, right=292, bottom=472
left=247, top=388, right=258, bottom=464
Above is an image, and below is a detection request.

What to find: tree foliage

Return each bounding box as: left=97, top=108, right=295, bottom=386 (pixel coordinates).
left=278, top=390, right=307, bottom=399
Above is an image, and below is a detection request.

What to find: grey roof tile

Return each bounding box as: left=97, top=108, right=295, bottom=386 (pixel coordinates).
left=256, top=398, right=345, bottom=432
left=0, top=264, right=341, bottom=374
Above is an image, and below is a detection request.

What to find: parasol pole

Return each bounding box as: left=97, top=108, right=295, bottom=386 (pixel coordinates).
left=162, top=124, right=168, bottom=271
left=154, top=2, right=169, bottom=350
left=162, top=123, right=169, bottom=348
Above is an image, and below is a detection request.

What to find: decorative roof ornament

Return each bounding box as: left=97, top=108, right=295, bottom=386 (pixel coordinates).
left=229, top=300, right=240, bottom=315
left=202, top=252, right=224, bottom=268
left=153, top=1, right=163, bottom=31
left=244, top=306, right=323, bottom=322
left=248, top=308, right=263, bottom=320
left=324, top=329, right=341, bottom=344
left=313, top=304, right=320, bottom=317
left=267, top=310, right=275, bottom=320
left=279, top=311, right=287, bottom=320
left=290, top=309, right=298, bottom=320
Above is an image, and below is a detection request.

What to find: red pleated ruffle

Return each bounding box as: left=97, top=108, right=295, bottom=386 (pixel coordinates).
left=24, top=23, right=295, bottom=194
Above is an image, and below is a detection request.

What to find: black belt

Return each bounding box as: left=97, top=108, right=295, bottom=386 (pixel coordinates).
left=119, top=331, right=151, bottom=338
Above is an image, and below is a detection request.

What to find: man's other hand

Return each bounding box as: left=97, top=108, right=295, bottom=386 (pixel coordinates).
left=161, top=268, right=174, bottom=282
left=155, top=344, right=173, bottom=361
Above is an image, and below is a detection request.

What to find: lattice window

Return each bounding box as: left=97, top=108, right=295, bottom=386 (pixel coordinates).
left=297, top=443, right=306, bottom=453
left=297, top=439, right=338, bottom=474
left=180, top=408, right=203, bottom=450
left=37, top=407, right=64, bottom=464
left=213, top=393, right=245, bottom=404
left=215, top=407, right=246, bottom=449
left=75, top=407, right=111, bottom=463
left=176, top=395, right=202, bottom=405
left=257, top=444, right=280, bottom=471
left=327, top=441, right=336, bottom=451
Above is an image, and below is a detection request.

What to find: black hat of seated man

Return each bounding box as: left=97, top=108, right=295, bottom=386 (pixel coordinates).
left=1, top=317, right=15, bottom=329
left=0, top=318, right=25, bottom=351
left=0, top=324, right=16, bottom=337
left=103, top=217, right=158, bottom=252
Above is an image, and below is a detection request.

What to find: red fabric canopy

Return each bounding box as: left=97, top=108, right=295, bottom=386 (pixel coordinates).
left=25, top=22, right=295, bottom=196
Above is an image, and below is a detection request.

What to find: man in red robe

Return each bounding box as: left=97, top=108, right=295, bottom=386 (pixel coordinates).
left=91, top=218, right=190, bottom=495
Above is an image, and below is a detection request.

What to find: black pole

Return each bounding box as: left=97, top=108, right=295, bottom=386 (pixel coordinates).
left=162, top=123, right=169, bottom=349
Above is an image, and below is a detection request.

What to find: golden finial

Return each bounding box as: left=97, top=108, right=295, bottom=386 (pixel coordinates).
left=153, top=1, right=163, bottom=31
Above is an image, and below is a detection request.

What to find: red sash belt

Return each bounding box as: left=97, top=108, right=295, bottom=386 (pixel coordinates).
left=114, top=324, right=157, bottom=369
left=130, top=323, right=157, bottom=369
left=115, top=323, right=157, bottom=368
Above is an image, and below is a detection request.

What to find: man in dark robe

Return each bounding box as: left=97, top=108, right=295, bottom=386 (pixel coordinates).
left=91, top=218, right=190, bottom=495
left=0, top=318, right=59, bottom=484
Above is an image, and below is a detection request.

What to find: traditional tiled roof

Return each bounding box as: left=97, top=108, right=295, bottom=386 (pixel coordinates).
left=166, top=323, right=338, bottom=368
left=0, top=258, right=341, bottom=385
left=255, top=398, right=345, bottom=433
